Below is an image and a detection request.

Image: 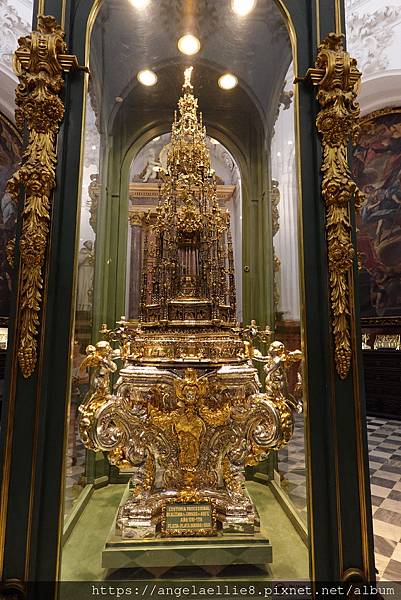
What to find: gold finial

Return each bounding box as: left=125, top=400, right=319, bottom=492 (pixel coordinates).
left=183, top=66, right=193, bottom=90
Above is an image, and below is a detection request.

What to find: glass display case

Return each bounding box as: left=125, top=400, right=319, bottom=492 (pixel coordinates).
left=59, top=0, right=310, bottom=581
left=0, top=0, right=375, bottom=595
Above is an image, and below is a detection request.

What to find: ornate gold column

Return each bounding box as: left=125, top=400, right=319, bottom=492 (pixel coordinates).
left=7, top=15, right=77, bottom=377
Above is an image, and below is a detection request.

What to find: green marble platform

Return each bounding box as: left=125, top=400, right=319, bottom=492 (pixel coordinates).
left=61, top=482, right=308, bottom=581
left=103, top=532, right=272, bottom=574
left=102, top=487, right=272, bottom=574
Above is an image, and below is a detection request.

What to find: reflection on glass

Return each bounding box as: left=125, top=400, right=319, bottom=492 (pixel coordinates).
left=270, top=62, right=306, bottom=528
left=64, top=102, right=99, bottom=523
left=61, top=0, right=309, bottom=583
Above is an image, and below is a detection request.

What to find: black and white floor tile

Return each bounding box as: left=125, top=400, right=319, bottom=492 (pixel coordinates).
left=278, top=413, right=308, bottom=525
left=279, top=415, right=401, bottom=581
left=367, top=417, right=401, bottom=580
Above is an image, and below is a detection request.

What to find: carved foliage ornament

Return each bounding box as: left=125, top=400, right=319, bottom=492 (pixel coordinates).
left=307, top=33, right=364, bottom=379
left=7, top=16, right=77, bottom=377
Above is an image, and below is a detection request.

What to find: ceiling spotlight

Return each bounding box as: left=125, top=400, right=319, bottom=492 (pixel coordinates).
left=178, top=34, right=201, bottom=56
left=137, top=69, right=158, bottom=86
left=129, top=0, right=150, bottom=8
left=231, top=0, right=256, bottom=16
left=218, top=73, right=238, bottom=90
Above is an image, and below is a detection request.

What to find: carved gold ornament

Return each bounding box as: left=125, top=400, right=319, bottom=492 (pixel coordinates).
left=307, top=33, right=364, bottom=379
left=7, top=16, right=77, bottom=377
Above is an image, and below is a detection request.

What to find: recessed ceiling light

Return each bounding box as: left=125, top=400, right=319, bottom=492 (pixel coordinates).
left=129, top=0, right=150, bottom=8
left=178, top=34, right=201, bottom=56
left=137, top=69, right=158, bottom=86
left=115, top=96, right=123, bottom=103
left=218, top=73, right=238, bottom=90
left=231, top=0, right=256, bottom=16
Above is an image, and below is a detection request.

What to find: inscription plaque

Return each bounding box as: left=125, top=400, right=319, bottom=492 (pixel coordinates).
left=162, top=502, right=215, bottom=537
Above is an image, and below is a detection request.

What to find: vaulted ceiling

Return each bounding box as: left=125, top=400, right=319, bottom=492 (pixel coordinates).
left=89, top=0, right=292, bottom=137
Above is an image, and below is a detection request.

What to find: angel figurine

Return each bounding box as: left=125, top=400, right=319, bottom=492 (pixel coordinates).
left=80, top=341, right=118, bottom=391
left=264, top=341, right=303, bottom=412
left=78, top=341, right=119, bottom=449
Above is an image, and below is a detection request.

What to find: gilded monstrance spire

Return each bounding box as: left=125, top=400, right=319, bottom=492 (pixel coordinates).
left=140, top=67, right=236, bottom=327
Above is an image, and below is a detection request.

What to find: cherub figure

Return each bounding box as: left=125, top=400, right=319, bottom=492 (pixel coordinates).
left=263, top=341, right=303, bottom=412
left=80, top=340, right=118, bottom=397
left=78, top=341, right=119, bottom=449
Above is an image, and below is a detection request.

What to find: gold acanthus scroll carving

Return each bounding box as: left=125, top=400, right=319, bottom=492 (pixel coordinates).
left=306, top=33, right=364, bottom=379
left=7, top=16, right=78, bottom=377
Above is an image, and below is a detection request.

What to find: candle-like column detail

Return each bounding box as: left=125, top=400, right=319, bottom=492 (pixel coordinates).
left=128, top=211, right=145, bottom=319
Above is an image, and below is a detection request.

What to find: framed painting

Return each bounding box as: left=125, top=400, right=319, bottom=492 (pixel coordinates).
left=0, top=112, right=21, bottom=321
left=353, top=107, right=401, bottom=325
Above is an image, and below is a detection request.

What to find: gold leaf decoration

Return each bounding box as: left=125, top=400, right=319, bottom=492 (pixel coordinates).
left=307, top=33, right=364, bottom=379
left=7, top=15, right=77, bottom=378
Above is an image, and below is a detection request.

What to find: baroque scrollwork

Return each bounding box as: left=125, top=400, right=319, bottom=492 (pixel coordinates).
left=7, top=15, right=77, bottom=377
left=78, top=327, right=302, bottom=538
left=307, top=33, right=364, bottom=379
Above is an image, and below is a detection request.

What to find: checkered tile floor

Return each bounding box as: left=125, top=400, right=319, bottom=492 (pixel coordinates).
left=367, top=417, right=401, bottom=580
left=279, top=415, right=401, bottom=581
left=278, top=413, right=308, bottom=525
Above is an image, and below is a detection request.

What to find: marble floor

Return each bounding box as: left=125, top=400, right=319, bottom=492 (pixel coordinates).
left=278, top=413, right=308, bottom=525
left=367, top=417, right=401, bottom=581
left=278, top=415, right=401, bottom=581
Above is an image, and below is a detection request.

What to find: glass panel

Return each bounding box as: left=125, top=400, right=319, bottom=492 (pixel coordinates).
left=271, top=62, right=306, bottom=527
left=64, top=103, right=100, bottom=523
left=61, top=0, right=309, bottom=584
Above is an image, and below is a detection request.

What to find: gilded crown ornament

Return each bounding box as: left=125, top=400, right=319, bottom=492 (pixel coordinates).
left=79, top=69, right=302, bottom=543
